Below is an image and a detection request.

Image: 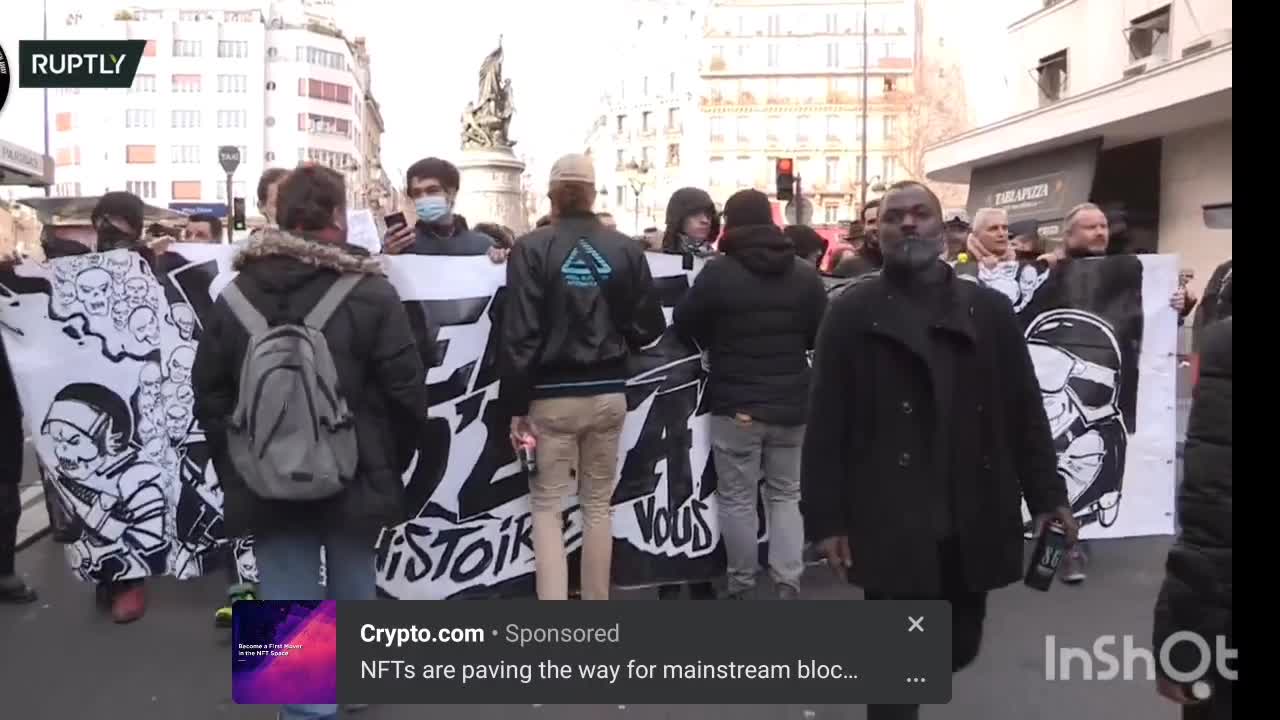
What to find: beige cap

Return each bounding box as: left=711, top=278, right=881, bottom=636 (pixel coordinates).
left=549, top=154, right=595, bottom=185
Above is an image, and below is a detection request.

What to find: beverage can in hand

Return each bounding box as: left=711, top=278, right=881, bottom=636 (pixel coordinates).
left=1024, top=519, right=1068, bottom=592
left=517, top=437, right=538, bottom=477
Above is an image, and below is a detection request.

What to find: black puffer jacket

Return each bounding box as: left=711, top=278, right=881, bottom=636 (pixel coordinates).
left=499, top=212, right=666, bottom=416
left=672, top=224, right=827, bottom=426
left=1154, top=318, right=1232, bottom=693
left=192, top=230, right=427, bottom=540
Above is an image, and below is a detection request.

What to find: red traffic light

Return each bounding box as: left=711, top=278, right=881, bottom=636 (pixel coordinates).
left=776, top=158, right=796, bottom=201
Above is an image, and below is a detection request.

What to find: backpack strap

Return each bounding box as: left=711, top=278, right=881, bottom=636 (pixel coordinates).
left=304, top=274, right=363, bottom=330
left=221, top=280, right=269, bottom=335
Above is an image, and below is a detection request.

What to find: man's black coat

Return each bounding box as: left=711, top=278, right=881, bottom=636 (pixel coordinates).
left=801, top=267, right=1068, bottom=594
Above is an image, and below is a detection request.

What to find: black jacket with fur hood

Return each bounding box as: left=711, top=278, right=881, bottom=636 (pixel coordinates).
left=192, top=230, right=427, bottom=539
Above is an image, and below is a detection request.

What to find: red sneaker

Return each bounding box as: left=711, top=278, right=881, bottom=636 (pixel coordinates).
left=111, top=583, right=147, bottom=624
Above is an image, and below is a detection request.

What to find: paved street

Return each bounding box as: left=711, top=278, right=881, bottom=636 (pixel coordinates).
left=1, top=535, right=1176, bottom=720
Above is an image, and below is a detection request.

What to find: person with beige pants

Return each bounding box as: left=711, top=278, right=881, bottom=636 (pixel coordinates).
left=499, top=154, right=666, bottom=601
left=527, top=394, right=627, bottom=600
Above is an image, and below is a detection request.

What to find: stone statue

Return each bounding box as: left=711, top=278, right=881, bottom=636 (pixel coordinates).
left=461, top=37, right=516, bottom=150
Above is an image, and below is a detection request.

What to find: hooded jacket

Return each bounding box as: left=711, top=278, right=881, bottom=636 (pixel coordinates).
left=191, top=230, right=427, bottom=539
left=672, top=223, right=827, bottom=426
left=661, top=187, right=720, bottom=257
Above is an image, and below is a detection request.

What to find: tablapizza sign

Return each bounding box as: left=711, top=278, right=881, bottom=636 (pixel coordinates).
left=984, top=172, right=1069, bottom=219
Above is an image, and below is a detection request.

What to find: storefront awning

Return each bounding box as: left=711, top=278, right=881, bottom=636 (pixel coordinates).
left=964, top=138, right=1102, bottom=242
left=17, top=196, right=190, bottom=225
left=0, top=140, right=54, bottom=187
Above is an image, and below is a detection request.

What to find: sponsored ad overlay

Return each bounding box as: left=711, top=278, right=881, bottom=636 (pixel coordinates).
left=333, top=600, right=951, bottom=705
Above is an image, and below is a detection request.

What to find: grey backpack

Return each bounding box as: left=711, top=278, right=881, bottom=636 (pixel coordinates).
left=220, top=274, right=362, bottom=501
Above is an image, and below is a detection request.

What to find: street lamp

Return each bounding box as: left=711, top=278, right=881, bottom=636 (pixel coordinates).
left=625, top=159, right=651, bottom=234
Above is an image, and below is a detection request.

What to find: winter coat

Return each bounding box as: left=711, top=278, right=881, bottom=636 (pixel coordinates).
left=801, top=266, right=1068, bottom=594
left=499, top=212, right=666, bottom=416
left=672, top=223, right=827, bottom=426
left=1153, top=318, right=1232, bottom=697
left=191, top=230, right=427, bottom=539
left=410, top=215, right=495, bottom=256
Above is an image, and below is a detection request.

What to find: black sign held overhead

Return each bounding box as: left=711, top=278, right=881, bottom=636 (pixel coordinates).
left=218, top=146, right=241, bottom=175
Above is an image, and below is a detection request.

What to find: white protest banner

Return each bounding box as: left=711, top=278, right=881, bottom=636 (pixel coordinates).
left=0, top=245, right=1176, bottom=592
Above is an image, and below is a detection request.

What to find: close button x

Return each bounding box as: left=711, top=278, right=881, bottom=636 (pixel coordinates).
left=908, top=616, right=925, bottom=633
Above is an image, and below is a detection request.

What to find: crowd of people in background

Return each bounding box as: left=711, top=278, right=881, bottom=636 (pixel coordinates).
left=0, top=150, right=1232, bottom=720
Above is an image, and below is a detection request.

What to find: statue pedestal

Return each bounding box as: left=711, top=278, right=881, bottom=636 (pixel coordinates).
left=454, top=147, right=528, bottom=235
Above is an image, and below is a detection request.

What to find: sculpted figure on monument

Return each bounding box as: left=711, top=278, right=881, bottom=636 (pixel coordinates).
left=461, top=37, right=516, bottom=150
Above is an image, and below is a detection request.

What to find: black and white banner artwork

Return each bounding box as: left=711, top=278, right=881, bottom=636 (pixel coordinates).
left=961, top=255, right=1179, bottom=540
left=0, top=246, right=1176, bottom=593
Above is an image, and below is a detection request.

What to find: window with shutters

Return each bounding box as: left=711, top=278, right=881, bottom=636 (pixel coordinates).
left=129, top=74, right=156, bottom=93
left=298, top=46, right=345, bottom=70
left=55, top=113, right=73, bottom=131
left=217, top=41, right=248, bottom=58
left=126, top=181, right=157, bottom=199
left=173, top=40, right=201, bottom=57
left=304, top=113, right=351, bottom=137
left=218, top=74, right=247, bottom=93
left=171, top=145, right=200, bottom=164
left=172, top=74, right=201, bottom=93
left=171, top=110, right=200, bottom=128
left=217, top=110, right=247, bottom=128
left=301, top=79, right=352, bottom=104
left=125, top=109, right=155, bottom=128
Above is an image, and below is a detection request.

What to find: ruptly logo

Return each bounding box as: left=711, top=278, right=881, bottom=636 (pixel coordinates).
left=18, top=40, right=146, bottom=88
left=0, top=43, right=11, bottom=115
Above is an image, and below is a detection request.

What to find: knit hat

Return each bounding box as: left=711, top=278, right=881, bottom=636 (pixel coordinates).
left=722, top=189, right=774, bottom=231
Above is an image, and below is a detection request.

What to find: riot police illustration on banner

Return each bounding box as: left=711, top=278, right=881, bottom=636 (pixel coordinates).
left=1025, top=309, right=1128, bottom=528
left=39, top=382, right=171, bottom=583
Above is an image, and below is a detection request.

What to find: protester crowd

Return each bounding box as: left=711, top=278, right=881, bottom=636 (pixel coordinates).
left=0, top=151, right=1232, bottom=720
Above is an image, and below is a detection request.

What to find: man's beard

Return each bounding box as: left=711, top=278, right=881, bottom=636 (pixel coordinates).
left=883, top=233, right=942, bottom=272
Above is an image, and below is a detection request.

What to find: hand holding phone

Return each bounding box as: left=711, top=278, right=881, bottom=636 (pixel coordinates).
left=382, top=212, right=415, bottom=255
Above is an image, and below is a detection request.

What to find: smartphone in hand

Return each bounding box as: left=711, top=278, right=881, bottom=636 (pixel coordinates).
left=384, top=211, right=407, bottom=230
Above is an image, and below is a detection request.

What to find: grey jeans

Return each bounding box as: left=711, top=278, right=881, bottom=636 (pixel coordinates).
left=710, top=414, right=805, bottom=595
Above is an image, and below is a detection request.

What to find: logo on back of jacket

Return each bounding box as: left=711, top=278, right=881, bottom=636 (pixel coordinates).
left=561, top=241, right=613, bottom=287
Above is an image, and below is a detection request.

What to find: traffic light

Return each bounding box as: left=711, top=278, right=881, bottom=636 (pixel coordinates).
left=232, top=197, right=246, bottom=231
left=776, top=158, right=795, bottom=201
